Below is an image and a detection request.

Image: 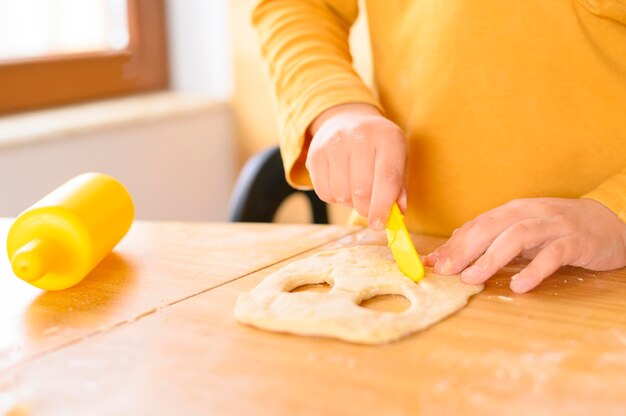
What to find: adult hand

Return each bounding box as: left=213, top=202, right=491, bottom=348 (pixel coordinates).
left=423, top=198, right=626, bottom=293
left=306, top=103, right=408, bottom=230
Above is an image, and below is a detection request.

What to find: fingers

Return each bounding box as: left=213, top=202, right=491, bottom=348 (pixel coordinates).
left=349, top=137, right=375, bottom=217
left=368, top=142, right=406, bottom=231
left=460, top=219, right=559, bottom=284
left=426, top=197, right=626, bottom=292
left=425, top=201, right=535, bottom=275
left=510, top=237, right=580, bottom=293
left=327, top=150, right=351, bottom=206
left=306, top=155, right=334, bottom=203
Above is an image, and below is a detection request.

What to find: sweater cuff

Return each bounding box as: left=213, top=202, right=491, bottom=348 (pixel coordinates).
left=582, top=168, right=626, bottom=223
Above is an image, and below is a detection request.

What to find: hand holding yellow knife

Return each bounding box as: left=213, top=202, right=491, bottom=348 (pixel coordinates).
left=386, top=202, right=424, bottom=282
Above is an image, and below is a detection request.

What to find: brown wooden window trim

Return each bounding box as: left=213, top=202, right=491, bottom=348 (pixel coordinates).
left=0, top=0, right=169, bottom=116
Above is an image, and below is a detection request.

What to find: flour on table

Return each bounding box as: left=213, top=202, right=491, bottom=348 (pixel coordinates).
left=234, top=245, right=483, bottom=344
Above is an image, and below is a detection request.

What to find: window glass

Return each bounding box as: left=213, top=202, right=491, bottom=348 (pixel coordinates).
left=0, top=0, right=129, bottom=61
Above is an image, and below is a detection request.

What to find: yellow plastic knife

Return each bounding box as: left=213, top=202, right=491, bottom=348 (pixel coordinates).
left=386, top=202, right=424, bottom=282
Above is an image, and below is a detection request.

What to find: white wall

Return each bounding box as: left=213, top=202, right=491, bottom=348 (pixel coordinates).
left=0, top=1, right=237, bottom=222
left=0, top=104, right=235, bottom=220
left=166, top=0, right=232, bottom=99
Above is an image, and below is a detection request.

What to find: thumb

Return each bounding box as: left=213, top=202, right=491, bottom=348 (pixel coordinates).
left=397, top=186, right=408, bottom=214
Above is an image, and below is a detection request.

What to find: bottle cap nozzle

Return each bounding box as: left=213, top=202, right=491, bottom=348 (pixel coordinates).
left=11, top=238, right=53, bottom=282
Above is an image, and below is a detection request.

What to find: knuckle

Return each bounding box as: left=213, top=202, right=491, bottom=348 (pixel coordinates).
left=504, top=198, right=526, bottom=209
left=317, top=192, right=334, bottom=204
left=333, top=126, right=378, bottom=150
left=351, top=130, right=367, bottom=146
left=334, top=195, right=350, bottom=204
left=326, top=132, right=344, bottom=149
left=389, top=128, right=408, bottom=146
left=326, top=134, right=343, bottom=149
left=433, top=244, right=447, bottom=255
left=552, top=213, right=572, bottom=226
left=317, top=130, right=348, bottom=152
left=349, top=124, right=367, bottom=137
left=461, top=218, right=479, bottom=230
left=509, top=222, right=531, bottom=237
left=476, top=214, right=496, bottom=227
left=332, top=196, right=344, bottom=204
left=548, top=240, right=569, bottom=259
left=535, top=203, right=557, bottom=217
left=453, top=220, right=477, bottom=240
left=530, top=199, right=562, bottom=217
left=352, top=187, right=372, bottom=200
left=380, top=165, right=403, bottom=185
left=368, top=119, right=406, bottom=144
left=387, top=135, right=408, bottom=155
left=463, top=215, right=495, bottom=237
left=570, top=241, right=594, bottom=266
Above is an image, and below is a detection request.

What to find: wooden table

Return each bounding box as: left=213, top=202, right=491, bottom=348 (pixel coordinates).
left=1, top=219, right=626, bottom=415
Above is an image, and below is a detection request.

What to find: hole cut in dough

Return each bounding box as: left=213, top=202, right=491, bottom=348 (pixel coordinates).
left=235, top=245, right=483, bottom=345
left=290, top=282, right=332, bottom=294
left=359, top=294, right=410, bottom=313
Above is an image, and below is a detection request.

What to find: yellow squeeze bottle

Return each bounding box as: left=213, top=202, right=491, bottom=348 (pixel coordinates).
left=6, top=173, right=134, bottom=290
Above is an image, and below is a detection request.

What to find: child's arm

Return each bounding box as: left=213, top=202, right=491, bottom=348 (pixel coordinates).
left=253, top=1, right=402, bottom=228
left=423, top=170, right=626, bottom=293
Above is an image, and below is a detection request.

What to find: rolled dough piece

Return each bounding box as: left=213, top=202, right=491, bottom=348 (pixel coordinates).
left=234, top=245, right=483, bottom=344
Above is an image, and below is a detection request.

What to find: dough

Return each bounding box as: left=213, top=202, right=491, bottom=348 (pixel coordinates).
left=234, top=245, right=483, bottom=344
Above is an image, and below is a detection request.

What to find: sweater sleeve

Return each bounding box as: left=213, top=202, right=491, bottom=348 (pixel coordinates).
left=252, top=0, right=383, bottom=189
left=583, top=167, right=626, bottom=223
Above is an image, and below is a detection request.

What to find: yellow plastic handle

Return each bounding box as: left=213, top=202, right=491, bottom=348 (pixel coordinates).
left=385, top=203, right=424, bottom=282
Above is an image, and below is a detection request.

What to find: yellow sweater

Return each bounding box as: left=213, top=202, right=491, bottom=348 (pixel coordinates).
left=253, top=0, right=626, bottom=236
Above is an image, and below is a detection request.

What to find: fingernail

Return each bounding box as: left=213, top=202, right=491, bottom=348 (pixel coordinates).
left=436, top=258, right=452, bottom=274
left=510, top=274, right=527, bottom=293
left=371, top=217, right=384, bottom=231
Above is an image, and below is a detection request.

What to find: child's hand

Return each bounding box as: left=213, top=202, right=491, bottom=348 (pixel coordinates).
left=306, top=103, right=408, bottom=231
left=423, top=198, right=626, bottom=293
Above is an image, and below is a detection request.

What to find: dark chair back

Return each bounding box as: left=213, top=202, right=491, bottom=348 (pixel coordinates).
left=229, top=146, right=328, bottom=224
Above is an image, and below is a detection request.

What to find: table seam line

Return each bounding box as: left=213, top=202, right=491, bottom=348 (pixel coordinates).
left=1, top=227, right=362, bottom=376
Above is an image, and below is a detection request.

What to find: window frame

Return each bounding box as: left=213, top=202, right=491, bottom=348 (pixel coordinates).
left=0, top=0, right=169, bottom=115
